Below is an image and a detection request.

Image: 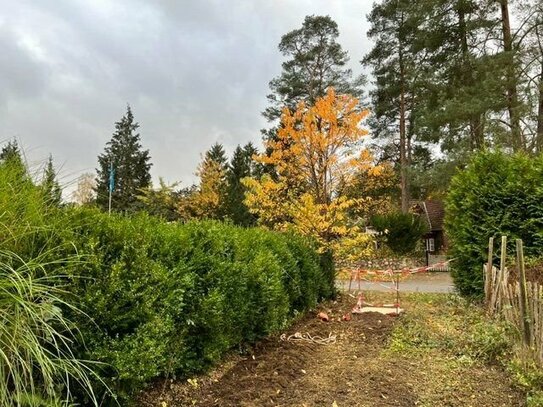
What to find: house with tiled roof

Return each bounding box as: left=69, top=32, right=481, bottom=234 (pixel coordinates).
left=411, top=200, right=448, bottom=267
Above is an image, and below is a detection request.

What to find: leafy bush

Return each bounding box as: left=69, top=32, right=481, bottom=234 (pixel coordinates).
left=0, top=158, right=333, bottom=405
left=445, top=151, right=543, bottom=297
left=371, top=212, right=428, bottom=255
left=64, top=210, right=333, bottom=403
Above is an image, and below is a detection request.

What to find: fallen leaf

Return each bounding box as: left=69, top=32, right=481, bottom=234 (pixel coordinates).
left=317, top=312, right=329, bottom=322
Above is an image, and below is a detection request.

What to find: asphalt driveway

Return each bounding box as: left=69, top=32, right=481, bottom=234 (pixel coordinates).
left=337, top=271, right=455, bottom=293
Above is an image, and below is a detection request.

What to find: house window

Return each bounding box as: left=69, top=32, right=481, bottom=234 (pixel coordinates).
left=426, top=238, right=435, bottom=252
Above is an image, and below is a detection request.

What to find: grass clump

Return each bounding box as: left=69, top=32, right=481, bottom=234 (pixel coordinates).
left=386, top=294, right=511, bottom=364
left=0, top=160, right=101, bottom=406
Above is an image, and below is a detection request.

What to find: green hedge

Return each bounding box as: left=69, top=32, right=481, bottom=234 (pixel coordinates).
left=0, top=161, right=333, bottom=404
left=445, top=151, right=543, bottom=297
left=64, top=209, right=333, bottom=403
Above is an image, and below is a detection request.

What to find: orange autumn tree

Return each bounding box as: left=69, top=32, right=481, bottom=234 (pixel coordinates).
left=244, top=88, right=381, bottom=253
left=178, top=147, right=228, bottom=220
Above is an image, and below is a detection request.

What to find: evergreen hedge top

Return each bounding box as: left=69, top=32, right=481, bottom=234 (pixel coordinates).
left=445, top=151, right=543, bottom=297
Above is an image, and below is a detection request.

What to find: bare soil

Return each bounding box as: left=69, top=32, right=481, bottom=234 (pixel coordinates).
left=137, top=294, right=525, bottom=407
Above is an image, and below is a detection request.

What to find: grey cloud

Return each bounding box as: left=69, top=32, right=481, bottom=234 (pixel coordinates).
left=0, top=27, right=48, bottom=106
left=0, top=0, right=374, bottom=193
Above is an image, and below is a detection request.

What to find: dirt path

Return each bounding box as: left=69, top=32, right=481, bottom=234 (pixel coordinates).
left=138, top=293, right=525, bottom=407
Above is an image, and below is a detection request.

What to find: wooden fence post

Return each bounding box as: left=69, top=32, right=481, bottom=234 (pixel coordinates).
left=496, top=236, right=508, bottom=311
left=485, top=237, right=494, bottom=306
left=516, top=239, right=531, bottom=346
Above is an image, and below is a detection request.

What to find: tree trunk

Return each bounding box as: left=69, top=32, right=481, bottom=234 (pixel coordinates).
left=537, top=56, right=543, bottom=153
left=470, top=115, right=484, bottom=149
left=499, top=0, right=524, bottom=151
left=399, top=54, right=410, bottom=214
left=458, top=3, right=484, bottom=149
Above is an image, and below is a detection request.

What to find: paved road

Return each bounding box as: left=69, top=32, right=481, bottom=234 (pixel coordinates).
left=337, top=271, right=455, bottom=293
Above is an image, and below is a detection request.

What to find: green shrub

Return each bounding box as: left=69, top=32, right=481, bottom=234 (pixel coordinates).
left=445, top=151, right=543, bottom=297
left=0, top=157, right=334, bottom=404
left=371, top=212, right=428, bottom=255
left=63, top=210, right=332, bottom=403
left=507, top=358, right=543, bottom=406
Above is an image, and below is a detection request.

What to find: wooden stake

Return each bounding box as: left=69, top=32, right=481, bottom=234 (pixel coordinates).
left=516, top=239, right=531, bottom=346
left=494, top=236, right=507, bottom=312
left=485, top=237, right=494, bottom=305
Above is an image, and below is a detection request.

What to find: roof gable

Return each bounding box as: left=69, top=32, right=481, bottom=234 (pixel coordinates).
left=410, top=200, right=445, bottom=231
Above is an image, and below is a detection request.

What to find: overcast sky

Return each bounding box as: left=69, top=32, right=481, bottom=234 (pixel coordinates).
left=0, top=0, right=374, bottom=193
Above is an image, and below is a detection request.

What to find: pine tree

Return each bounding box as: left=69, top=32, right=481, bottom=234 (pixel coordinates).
left=364, top=0, right=423, bottom=213
left=95, top=106, right=152, bottom=213
left=514, top=0, right=543, bottom=152
left=0, top=140, right=26, bottom=177
left=205, top=143, right=228, bottom=171
left=225, top=143, right=259, bottom=226
left=498, top=0, right=524, bottom=150
left=263, top=15, right=363, bottom=124
left=41, top=155, right=62, bottom=206
left=411, top=0, right=504, bottom=151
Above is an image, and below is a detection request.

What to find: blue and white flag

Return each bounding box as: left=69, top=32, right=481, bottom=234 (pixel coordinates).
left=109, top=163, right=115, bottom=192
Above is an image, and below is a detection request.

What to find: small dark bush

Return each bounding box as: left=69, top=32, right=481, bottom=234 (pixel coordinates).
left=445, top=151, right=543, bottom=297
left=371, top=212, right=428, bottom=255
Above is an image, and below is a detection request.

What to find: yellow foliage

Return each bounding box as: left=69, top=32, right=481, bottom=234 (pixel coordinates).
left=332, top=228, right=375, bottom=264
left=244, top=88, right=385, bottom=251
left=242, top=175, right=290, bottom=228
left=260, top=88, right=370, bottom=205
left=178, top=157, right=226, bottom=220
left=346, top=161, right=397, bottom=219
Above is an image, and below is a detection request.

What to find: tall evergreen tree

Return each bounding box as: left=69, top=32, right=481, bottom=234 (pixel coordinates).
left=205, top=143, right=228, bottom=171
left=363, top=0, right=529, bottom=204
left=498, top=0, right=524, bottom=150
left=95, top=106, right=152, bottom=213
left=263, top=15, right=363, bottom=124
left=41, top=155, right=62, bottom=206
left=0, top=140, right=27, bottom=179
left=225, top=143, right=259, bottom=226
left=412, top=0, right=505, bottom=151
left=537, top=24, right=543, bottom=152
left=364, top=0, right=423, bottom=213
left=514, top=0, right=543, bottom=152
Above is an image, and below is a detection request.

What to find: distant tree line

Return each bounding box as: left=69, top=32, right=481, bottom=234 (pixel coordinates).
left=10, top=4, right=542, bottom=249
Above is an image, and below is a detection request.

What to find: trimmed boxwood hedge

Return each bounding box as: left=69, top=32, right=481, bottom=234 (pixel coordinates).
left=445, top=151, right=543, bottom=297
left=63, top=209, right=334, bottom=403
left=0, top=161, right=334, bottom=404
